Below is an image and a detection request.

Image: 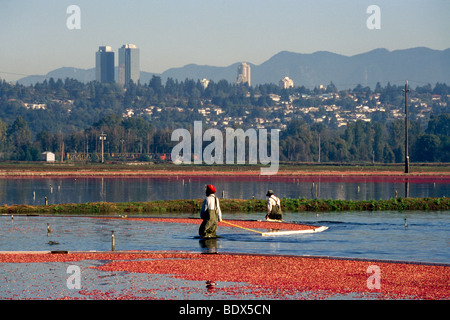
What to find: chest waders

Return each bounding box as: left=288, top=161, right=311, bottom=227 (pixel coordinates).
left=199, top=195, right=219, bottom=238
left=268, top=196, right=282, bottom=220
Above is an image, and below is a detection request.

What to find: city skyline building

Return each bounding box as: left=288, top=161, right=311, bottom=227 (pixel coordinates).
left=236, top=62, right=251, bottom=86
left=118, top=44, right=140, bottom=86
left=200, top=78, right=210, bottom=89
left=279, top=76, right=294, bottom=89
left=95, top=46, right=115, bottom=83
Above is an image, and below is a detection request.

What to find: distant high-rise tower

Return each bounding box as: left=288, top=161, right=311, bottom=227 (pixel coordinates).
left=236, top=62, right=251, bottom=86
left=118, top=44, right=140, bottom=86
left=95, top=46, right=115, bottom=83
left=279, top=77, right=294, bottom=89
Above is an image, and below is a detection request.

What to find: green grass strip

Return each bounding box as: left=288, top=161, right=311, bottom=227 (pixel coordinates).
left=1, top=197, right=449, bottom=215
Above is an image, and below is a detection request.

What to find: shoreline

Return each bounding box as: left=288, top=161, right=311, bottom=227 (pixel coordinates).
left=0, top=162, right=448, bottom=178
left=1, top=169, right=449, bottom=178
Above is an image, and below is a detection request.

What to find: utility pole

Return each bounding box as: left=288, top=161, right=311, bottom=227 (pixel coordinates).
left=99, top=132, right=107, bottom=163
left=402, top=80, right=410, bottom=174
left=318, top=133, right=321, bottom=163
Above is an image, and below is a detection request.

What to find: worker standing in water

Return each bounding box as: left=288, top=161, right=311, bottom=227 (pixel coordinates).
left=199, top=184, right=222, bottom=238
left=265, top=190, right=282, bottom=221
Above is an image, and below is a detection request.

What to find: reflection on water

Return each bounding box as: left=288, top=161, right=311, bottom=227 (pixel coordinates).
left=1, top=211, right=449, bottom=264
left=199, top=237, right=220, bottom=254
left=0, top=175, right=448, bottom=206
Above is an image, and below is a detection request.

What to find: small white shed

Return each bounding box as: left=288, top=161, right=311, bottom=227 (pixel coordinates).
left=42, top=152, right=55, bottom=162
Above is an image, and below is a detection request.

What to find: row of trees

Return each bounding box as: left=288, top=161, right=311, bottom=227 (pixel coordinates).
left=280, top=114, right=449, bottom=163
left=1, top=113, right=448, bottom=163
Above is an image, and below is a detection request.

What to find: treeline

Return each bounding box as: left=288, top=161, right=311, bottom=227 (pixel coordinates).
left=280, top=115, right=449, bottom=163
left=0, top=113, right=448, bottom=163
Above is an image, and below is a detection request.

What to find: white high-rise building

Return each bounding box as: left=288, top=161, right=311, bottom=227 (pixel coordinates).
left=279, top=77, right=294, bottom=89
left=200, top=78, right=210, bottom=89
left=118, top=44, right=140, bottom=86
left=236, top=62, right=251, bottom=86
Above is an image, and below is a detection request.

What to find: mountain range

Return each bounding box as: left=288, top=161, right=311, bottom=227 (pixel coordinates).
left=17, top=47, right=450, bottom=89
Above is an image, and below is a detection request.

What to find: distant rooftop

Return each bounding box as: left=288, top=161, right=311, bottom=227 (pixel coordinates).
left=98, top=46, right=112, bottom=52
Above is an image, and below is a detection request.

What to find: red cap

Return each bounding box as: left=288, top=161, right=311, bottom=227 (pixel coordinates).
left=206, top=184, right=216, bottom=194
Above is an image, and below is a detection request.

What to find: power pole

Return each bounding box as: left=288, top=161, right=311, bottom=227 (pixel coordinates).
left=99, top=132, right=107, bottom=163
left=318, top=133, right=321, bottom=163
left=61, top=140, right=64, bottom=163
left=402, top=80, right=410, bottom=174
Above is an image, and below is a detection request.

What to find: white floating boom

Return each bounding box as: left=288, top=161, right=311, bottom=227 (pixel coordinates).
left=261, top=226, right=328, bottom=237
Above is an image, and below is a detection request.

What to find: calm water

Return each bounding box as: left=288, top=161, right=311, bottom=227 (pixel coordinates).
left=0, top=175, right=448, bottom=206
left=1, top=211, right=449, bottom=264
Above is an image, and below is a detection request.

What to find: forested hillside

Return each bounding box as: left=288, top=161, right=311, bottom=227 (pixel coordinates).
left=0, top=77, right=448, bottom=163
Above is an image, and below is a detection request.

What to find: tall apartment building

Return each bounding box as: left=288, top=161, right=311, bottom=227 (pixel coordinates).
left=95, top=46, right=115, bottom=83
left=279, top=76, right=294, bottom=89
left=236, top=62, right=251, bottom=86
left=118, top=44, right=140, bottom=86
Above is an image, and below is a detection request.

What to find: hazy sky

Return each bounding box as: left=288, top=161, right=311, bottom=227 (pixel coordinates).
left=0, top=0, right=449, bottom=82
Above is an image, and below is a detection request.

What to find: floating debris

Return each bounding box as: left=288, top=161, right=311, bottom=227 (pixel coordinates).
left=205, top=280, right=216, bottom=291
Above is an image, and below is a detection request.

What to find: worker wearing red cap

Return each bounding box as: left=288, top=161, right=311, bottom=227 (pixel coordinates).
left=199, top=184, right=222, bottom=238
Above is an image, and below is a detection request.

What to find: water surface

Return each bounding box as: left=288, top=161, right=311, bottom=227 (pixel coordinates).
left=1, top=211, right=448, bottom=264
left=0, top=175, right=448, bottom=206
